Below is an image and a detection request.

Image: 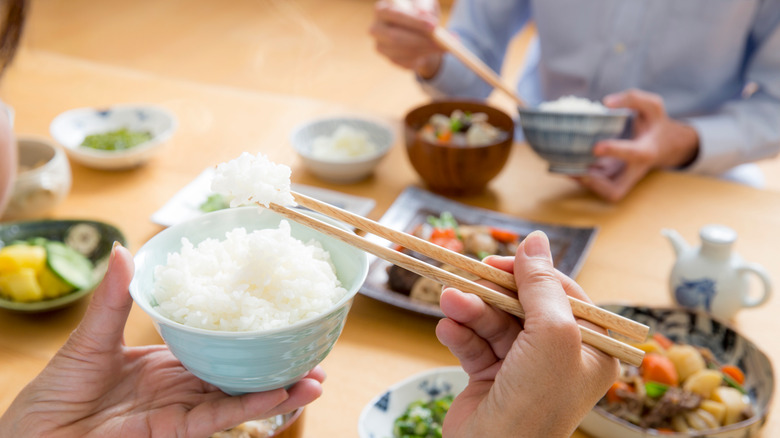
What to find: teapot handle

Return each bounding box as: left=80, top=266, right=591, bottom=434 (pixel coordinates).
left=737, top=262, right=772, bottom=308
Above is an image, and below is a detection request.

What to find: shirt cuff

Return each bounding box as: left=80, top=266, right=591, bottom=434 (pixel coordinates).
left=417, top=53, right=491, bottom=100
left=684, top=115, right=743, bottom=176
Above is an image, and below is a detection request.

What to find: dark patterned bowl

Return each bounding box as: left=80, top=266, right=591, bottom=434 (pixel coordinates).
left=579, top=305, right=774, bottom=438
left=518, top=107, right=632, bottom=175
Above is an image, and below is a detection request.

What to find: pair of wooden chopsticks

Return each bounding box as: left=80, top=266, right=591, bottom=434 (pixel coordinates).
left=431, top=26, right=526, bottom=108
left=266, top=192, right=648, bottom=366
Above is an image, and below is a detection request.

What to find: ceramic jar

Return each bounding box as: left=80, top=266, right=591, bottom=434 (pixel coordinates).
left=663, top=225, right=772, bottom=321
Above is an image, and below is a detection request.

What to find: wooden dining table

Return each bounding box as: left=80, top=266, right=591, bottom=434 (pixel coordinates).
left=1, top=48, right=779, bottom=437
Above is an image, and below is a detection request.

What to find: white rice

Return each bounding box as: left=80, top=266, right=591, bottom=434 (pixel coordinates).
left=152, top=221, right=347, bottom=331
left=211, top=152, right=296, bottom=208
left=311, top=125, right=379, bottom=160
left=538, top=96, right=609, bottom=114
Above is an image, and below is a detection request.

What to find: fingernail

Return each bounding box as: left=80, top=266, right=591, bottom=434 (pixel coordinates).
left=523, top=231, right=550, bottom=259
left=110, top=241, right=123, bottom=262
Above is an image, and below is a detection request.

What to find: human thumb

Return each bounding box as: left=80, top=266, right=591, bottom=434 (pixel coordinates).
left=69, top=242, right=135, bottom=351
left=513, top=231, right=569, bottom=318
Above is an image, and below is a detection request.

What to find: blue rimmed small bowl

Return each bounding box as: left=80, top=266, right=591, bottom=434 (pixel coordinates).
left=518, top=107, right=632, bottom=175
left=129, top=206, right=369, bottom=395
left=358, top=366, right=468, bottom=438
left=50, top=103, right=177, bottom=170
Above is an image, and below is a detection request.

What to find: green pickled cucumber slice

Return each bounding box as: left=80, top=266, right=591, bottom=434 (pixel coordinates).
left=44, top=241, right=95, bottom=290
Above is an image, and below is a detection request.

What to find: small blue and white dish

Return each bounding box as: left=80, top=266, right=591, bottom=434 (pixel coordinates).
left=50, top=103, right=177, bottom=170
left=580, top=305, right=774, bottom=438
left=358, top=366, right=468, bottom=438
left=518, top=106, right=632, bottom=175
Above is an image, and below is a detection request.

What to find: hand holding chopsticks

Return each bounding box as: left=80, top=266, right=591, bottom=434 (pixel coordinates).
left=292, top=192, right=648, bottom=343
left=267, top=193, right=647, bottom=366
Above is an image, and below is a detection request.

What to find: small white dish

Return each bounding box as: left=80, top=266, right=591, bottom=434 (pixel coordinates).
left=358, top=366, right=467, bottom=438
left=50, top=103, right=177, bottom=170
left=290, top=116, right=395, bottom=183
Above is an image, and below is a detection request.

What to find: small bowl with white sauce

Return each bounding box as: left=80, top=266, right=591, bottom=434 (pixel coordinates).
left=290, top=116, right=395, bottom=183
left=518, top=96, right=633, bottom=175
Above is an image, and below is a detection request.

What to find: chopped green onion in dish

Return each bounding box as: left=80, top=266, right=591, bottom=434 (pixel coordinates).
left=393, top=394, right=453, bottom=438
left=81, top=128, right=153, bottom=151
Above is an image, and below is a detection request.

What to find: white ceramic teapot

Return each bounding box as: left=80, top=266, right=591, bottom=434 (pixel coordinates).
left=662, top=225, right=772, bottom=321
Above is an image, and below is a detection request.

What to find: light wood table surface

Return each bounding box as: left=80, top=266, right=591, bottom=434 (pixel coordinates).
left=1, top=50, right=779, bottom=437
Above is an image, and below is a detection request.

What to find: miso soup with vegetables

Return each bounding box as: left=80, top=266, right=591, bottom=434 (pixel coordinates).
left=418, top=110, right=507, bottom=147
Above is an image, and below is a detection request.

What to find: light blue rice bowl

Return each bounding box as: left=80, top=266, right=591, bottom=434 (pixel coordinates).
left=130, top=206, right=368, bottom=395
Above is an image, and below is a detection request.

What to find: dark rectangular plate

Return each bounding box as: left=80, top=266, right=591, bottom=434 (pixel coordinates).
left=360, top=186, right=598, bottom=318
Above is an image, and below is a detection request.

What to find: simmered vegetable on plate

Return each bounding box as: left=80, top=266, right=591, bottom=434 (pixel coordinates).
left=600, top=333, right=754, bottom=433
left=386, top=212, right=521, bottom=305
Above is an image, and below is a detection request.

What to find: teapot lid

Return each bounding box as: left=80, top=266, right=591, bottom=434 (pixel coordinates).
left=700, top=224, right=737, bottom=245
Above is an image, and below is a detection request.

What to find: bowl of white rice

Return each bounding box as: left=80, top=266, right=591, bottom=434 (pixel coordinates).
left=129, top=206, right=369, bottom=395
left=518, top=96, right=633, bottom=175
left=290, top=116, right=394, bottom=183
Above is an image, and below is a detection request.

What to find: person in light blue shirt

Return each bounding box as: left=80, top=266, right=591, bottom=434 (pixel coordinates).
left=371, top=0, right=780, bottom=201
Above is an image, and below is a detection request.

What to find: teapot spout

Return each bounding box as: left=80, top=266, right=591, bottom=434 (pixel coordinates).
left=661, top=228, right=690, bottom=256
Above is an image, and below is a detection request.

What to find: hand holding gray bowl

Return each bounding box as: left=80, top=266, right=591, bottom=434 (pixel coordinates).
left=518, top=96, right=632, bottom=175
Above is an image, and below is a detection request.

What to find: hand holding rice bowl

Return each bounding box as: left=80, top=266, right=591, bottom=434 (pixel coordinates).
left=129, top=206, right=369, bottom=395
left=518, top=95, right=632, bottom=175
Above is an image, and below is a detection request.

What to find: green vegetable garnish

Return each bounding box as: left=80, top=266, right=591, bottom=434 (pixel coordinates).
left=449, top=117, right=463, bottom=133
left=644, top=381, right=669, bottom=398
left=393, top=395, right=453, bottom=438
left=723, top=373, right=747, bottom=394
left=81, top=128, right=153, bottom=151
left=199, top=193, right=231, bottom=212
left=427, top=212, right=459, bottom=230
